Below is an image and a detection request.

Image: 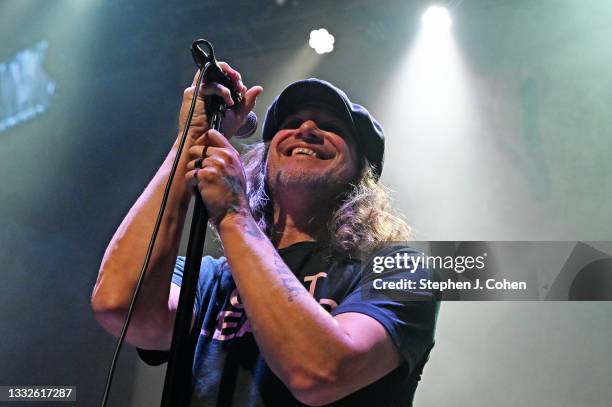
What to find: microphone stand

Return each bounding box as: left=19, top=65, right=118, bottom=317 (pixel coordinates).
left=160, top=40, right=235, bottom=407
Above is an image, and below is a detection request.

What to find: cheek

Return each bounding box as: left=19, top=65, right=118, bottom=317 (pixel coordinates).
left=265, top=151, right=276, bottom=178
left=345, top=156, right=360, bottom=180
left=267, top=133, right=290, bottom=162
left=339, top=140, right=361, bottom=176
left=266, top=138, right=282, bottom=163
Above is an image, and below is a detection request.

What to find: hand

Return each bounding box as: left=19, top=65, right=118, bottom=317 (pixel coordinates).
left=177, top=62, right=263, bottom=141
left=184, top=129, right=250, bottom=226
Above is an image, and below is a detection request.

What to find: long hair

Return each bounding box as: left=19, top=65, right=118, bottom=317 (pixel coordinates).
left=241, top=141, right=413, bottom=259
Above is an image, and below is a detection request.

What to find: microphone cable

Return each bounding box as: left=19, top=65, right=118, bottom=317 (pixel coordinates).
left=99, top=64, right=206, bottom=407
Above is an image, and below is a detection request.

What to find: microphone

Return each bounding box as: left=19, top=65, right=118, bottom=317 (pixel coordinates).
left=225, top=111, right=257, bottom=139
left=191, top=39, right=257, bottom=139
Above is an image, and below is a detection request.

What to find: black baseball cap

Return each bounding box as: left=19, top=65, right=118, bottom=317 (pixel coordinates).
left=261, top=78, right=385, bottom=179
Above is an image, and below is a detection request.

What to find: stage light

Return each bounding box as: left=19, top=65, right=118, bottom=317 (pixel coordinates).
left=309, top=28, right=334, bottom=54
left=422, top=5, right=452, bottom=33
left=374, top=3, right=491, bottom=240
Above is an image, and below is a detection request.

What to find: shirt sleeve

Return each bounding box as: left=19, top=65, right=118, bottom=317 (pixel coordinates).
left=330, top=246, right=439, bottom=375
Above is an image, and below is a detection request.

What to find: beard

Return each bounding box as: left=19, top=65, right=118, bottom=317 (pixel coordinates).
left=266, top=165, right=350, bottom=202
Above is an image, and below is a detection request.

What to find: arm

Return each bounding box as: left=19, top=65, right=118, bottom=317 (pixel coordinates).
left=186, top=130, right=402, bottom=405
left=221, top=215, right=402, bottom=405
left=91, top=138, right=192, bottom=350
left=91, top=65, right=260, bottom=350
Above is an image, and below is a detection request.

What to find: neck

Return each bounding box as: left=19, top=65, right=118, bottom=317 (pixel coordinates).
left=270, top=189, right=333, bottom=249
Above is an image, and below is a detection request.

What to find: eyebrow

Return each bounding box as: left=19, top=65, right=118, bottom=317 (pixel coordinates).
left=281, top=112, right=353, bottom=137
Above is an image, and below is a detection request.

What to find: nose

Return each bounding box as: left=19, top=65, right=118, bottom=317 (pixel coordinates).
left=295, top=120, right=323, bottom=144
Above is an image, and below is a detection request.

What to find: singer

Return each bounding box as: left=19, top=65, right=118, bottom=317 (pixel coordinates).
left=92, top=63, right=438, bottom=406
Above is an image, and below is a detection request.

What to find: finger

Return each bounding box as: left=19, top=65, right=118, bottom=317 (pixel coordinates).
left=185, top=165, right=219, bottom=183
left=218, top=62, right=246, bottom=94
left=199, top=82, right=232, bottom=103
left=204, top=156, right=227, bottom=172
left=227, top=86, right=263, bottom=126
left=185, top=168, right=199, bottom=187
left=197, top=166, right=219, bottom=183
left=187, top=144, right=229, bottom=161
left=186, top=155, right=219, bottom=170
left=218, top=62, right=240, bottom=81
left=188, top=144, right=212, bottom=160
left=198, top=83, right=234, bottom=106
left=203, top=129, right=234, bottom=149
left=187, top=157, right=204, bottom=170
left=191, top=70, right=200, bottom=87
left=186, top=157, right=203, bottom=171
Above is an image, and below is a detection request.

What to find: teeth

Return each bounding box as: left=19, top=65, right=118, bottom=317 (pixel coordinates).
left=291, top=147, right=317, bottom=157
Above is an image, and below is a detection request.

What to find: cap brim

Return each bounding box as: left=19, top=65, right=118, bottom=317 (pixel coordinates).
left=269, top=79, right=357, bottom=140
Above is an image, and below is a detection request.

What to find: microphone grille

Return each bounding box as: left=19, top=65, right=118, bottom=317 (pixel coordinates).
left=228, top=111, right=258, bottom=139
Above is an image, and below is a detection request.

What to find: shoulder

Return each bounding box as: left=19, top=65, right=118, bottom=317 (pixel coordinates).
left=362, top=244, right=430, bottom=276
left=367, top=244, right=424, bottom=258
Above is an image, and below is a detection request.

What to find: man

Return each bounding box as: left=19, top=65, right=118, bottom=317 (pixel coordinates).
left=92, top=63, right=438, bottom=406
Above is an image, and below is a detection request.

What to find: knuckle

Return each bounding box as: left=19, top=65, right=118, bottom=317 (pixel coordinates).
left=218, top=149, right=232, bottom=161
left=205, top=156, right=221, bottom=170
left=202, top=169, right=216, bottom=181
left=224, top=149, right=239, bottom=163
left=195, top=133, right=207, bottom=144
left=215, top=156, right=226, bottom=168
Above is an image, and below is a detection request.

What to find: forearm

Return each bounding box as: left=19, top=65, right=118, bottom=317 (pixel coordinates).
left=218, top=214, right=355, bottom=393
left=92, top=139, right=192, bottom=339
left=92, top=63, right=256, bottom=345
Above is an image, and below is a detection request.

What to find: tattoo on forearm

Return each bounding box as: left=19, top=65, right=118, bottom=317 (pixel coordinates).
left=222, top=175, right=304, bottom=302
left=273, top=253, right=306, bottom=302
left=223, top=175, right=243, bottom=207
left=226, top=203, right=242, bottom=215
left=235, top=216, right=265, bottom=240
left=244, top=220, right=264, bottom=239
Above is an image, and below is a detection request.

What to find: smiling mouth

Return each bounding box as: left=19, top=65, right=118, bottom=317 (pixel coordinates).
left=286, top=146, right=334, bottom=160
left=291, top=147, right=318, bottom=157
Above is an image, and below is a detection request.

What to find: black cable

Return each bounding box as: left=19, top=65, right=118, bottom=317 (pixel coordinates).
left=99, top=67, right=206, bottom=407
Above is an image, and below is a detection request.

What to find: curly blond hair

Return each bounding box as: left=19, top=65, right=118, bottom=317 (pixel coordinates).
left=241, top=142, right=413, bottom=258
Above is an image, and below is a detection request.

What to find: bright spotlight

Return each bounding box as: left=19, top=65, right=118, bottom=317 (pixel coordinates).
left=421, top=5, right=452, bottom=33
left=309, top=28, right=334, bottom=54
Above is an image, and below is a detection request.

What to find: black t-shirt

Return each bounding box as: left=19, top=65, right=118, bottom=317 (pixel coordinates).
left=139, top=242, right=439, bottom=406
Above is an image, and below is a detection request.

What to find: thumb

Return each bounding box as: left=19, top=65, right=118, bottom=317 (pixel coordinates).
left=243, top=85, right=263, bottom=112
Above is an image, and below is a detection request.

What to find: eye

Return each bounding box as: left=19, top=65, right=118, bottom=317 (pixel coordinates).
left=320, top=122, right=352, bottom=139
left=280, top=118, right=303, bottom=130
left=319, top=123, right=342, bottom=134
